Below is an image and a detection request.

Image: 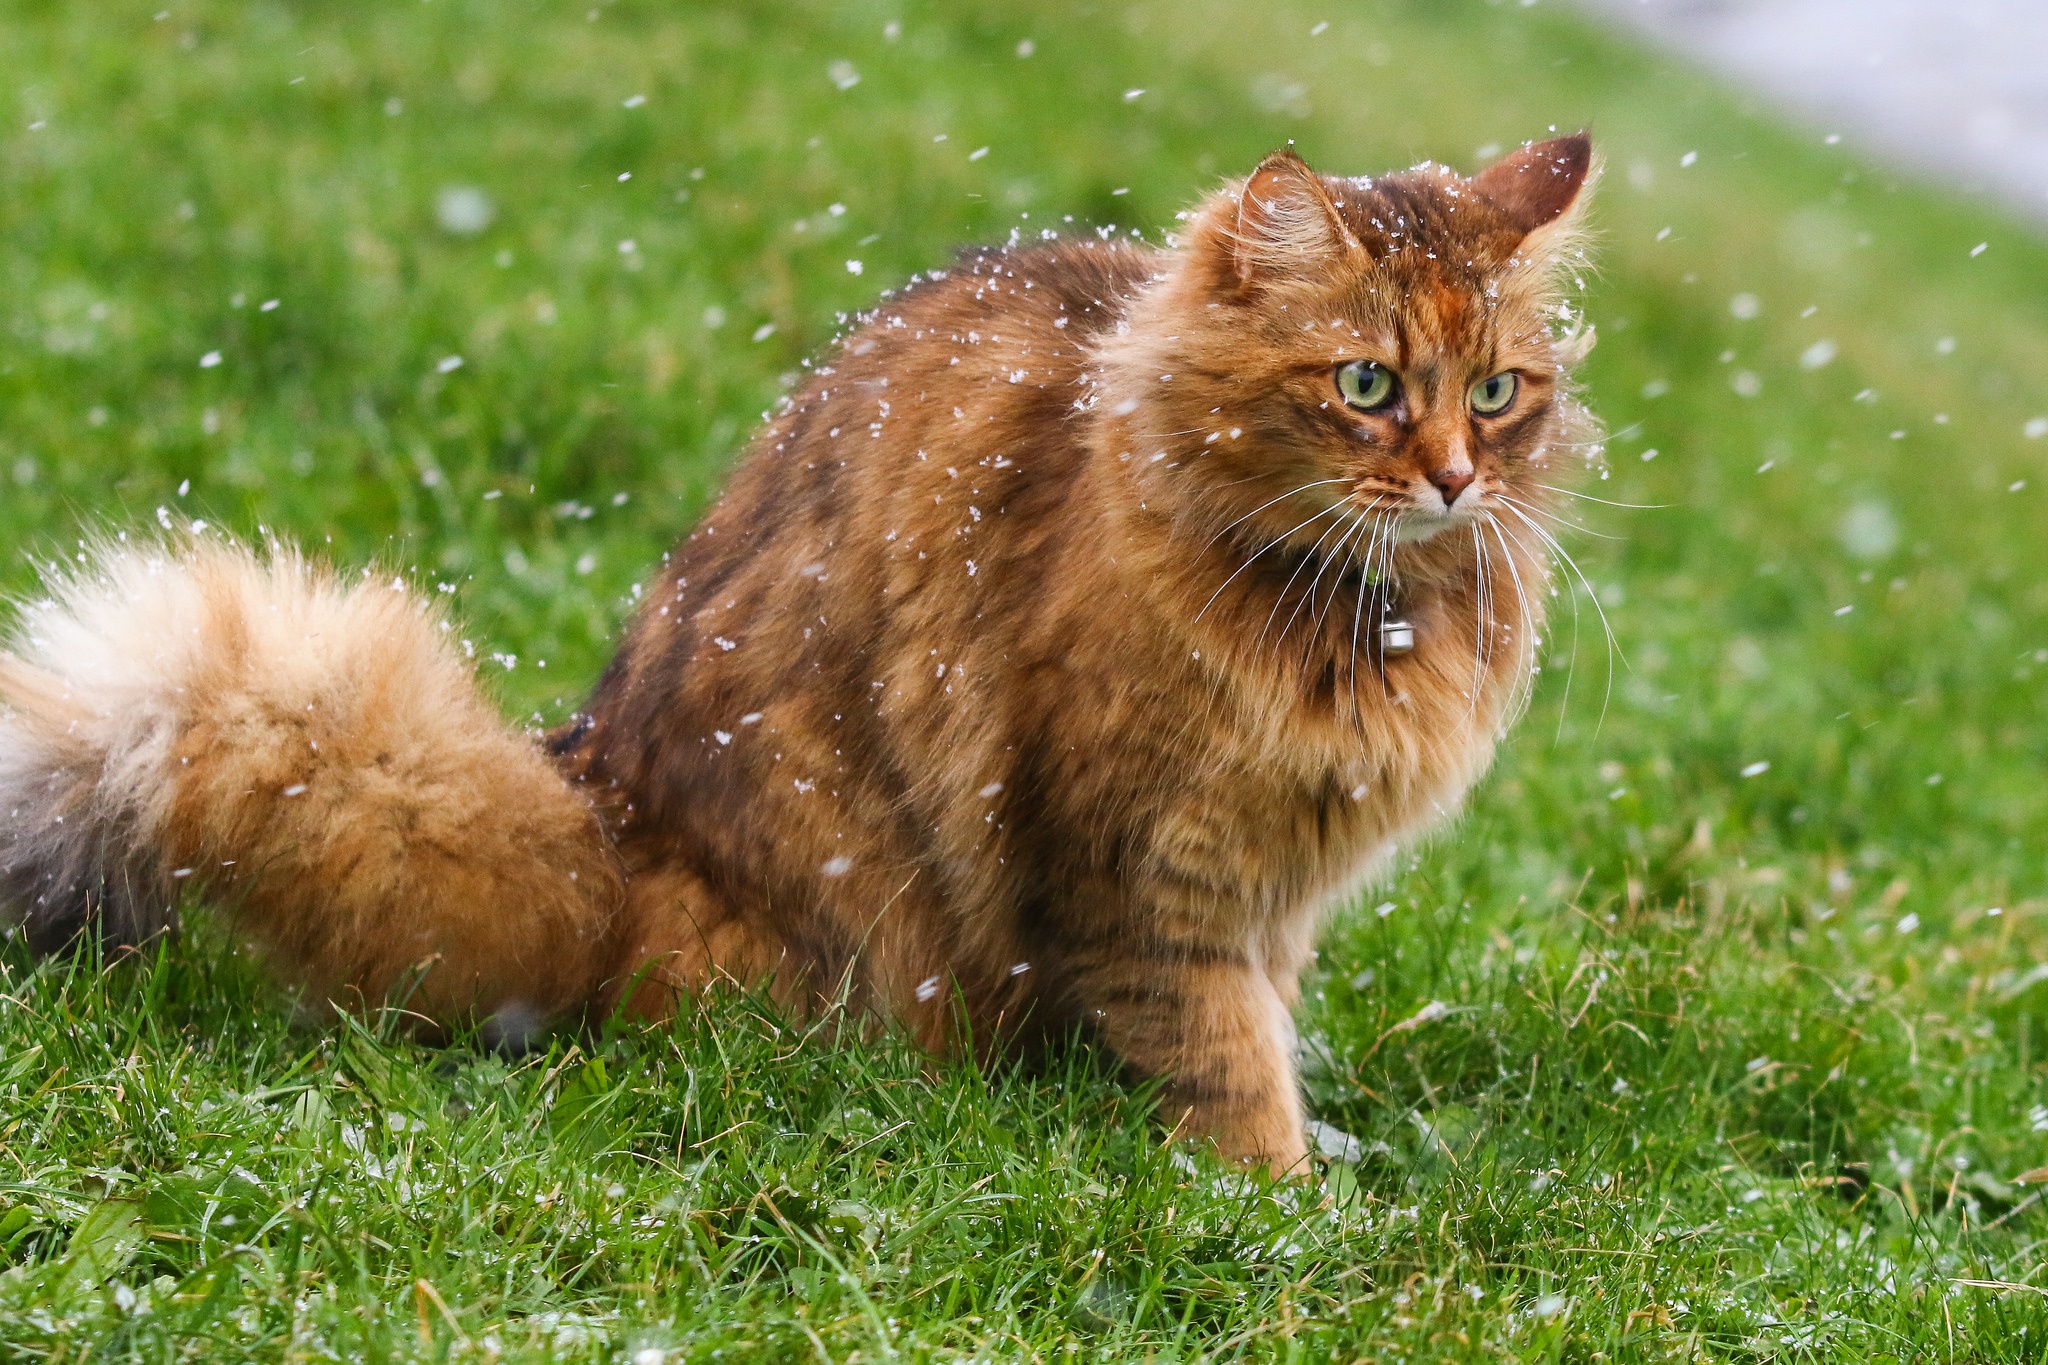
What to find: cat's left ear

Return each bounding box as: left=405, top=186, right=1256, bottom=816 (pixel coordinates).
left=1471, top=133, right=1597, bottom=246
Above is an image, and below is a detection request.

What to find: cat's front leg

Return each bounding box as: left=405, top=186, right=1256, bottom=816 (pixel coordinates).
left=1072, top=944, right=1311, bottom=1176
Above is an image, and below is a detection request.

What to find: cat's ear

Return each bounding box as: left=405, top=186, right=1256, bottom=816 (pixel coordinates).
left=1225, top=148, right=1359, bottom=286
left=1471, top=133, right=1596, bottom=241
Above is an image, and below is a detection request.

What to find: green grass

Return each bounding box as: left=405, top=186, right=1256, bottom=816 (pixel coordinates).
left=4, top=0, right=2048, bottom=1358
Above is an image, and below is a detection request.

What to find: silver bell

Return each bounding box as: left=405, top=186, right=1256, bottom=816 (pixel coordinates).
left=1379, top=617, right=1416, bottom=656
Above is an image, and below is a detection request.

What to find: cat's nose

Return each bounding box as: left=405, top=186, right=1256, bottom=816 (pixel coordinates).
left=1429, top=468, right=1475, bottom=508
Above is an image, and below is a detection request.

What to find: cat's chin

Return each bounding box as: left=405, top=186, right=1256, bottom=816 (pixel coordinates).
left=1393, top=512, right=1470, bottom=544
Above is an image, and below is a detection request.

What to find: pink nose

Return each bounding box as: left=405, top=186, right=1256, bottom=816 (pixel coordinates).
left=1430, top=468, right=1475, bottom=507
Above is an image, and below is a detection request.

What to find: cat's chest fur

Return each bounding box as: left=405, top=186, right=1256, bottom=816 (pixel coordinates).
left=1116, top=550, right=1519, bottom=927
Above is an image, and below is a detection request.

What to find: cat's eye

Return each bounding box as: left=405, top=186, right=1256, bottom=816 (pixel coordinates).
left=1336, top=360, right=1399, bottom=412
left=1469, top=372, right=1519, bottom=416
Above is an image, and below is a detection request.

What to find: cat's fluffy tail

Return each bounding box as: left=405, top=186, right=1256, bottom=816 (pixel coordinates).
left=0, top=538, right=622, bottom=1031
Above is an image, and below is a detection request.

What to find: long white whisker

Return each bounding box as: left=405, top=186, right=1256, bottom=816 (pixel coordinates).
left=1483, top=522, right=1499, bottom=681
left=1497, top=492, right=1625, bottom=541
left=1345, top=510, right=1390, bottom=706
left=1528, top=482, right=1669, bottom=510
left=1201, top=479, right=1351, bottom=551
left=1484, top=511, right=1538, bottom=699
left=1366, top=507, right=1401, bottom=697
left=1507, top=491, right=1613, bottom=544
left=1498, top=499, right=1622, bottom=733
left=1344, top=507, right=1392, bottom=718
left=1543, top=417, right=1640, bottom=451
left=1306, top=506, right=1378, bottom=643
left=1489, top=509, right=1578, bottom=738
left=1545, top=433, right=1626, bottom=452
left=1468, top=521, right=1491, bottom=715
left=1501, top=504, right=1618, bottom=663
left=1195, top=501, right=1347, bottom=623
left=1194, top=470, right=1299, bottom=496
left=1373, top=502, right=1399, bottom=600
left=1483, top=513, right=1539, bottom=724
left=1480, top=526, right=1500, bottom=696
left=1260, top=507, right=1360, bottom=650
left=1293, top=519, right=1359, bottom=657
left=1291, top=517, right=1364, bottom=670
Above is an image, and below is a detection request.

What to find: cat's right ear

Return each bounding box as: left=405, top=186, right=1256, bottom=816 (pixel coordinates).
left=1215, top=148, right=1358, bottom=290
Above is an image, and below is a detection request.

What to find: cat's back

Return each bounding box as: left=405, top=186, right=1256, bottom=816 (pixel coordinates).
left=646, top=236, right=1156, bottom=648
left=888, top=234, right=1156, bottom=363
left=776, top=234, right=1155, bottom=482
left=566, top=236, right=1156, bottom=805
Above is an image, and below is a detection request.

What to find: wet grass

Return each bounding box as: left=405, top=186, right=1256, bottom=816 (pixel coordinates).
left=4, top=0, right=2048, bottom=1359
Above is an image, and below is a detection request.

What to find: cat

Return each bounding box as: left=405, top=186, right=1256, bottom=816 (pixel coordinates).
left=0, top=135, right=1597, bottom=1174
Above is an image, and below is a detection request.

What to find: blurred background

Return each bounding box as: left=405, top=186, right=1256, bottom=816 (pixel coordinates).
left=1585, top=0, right=2048, bottom=222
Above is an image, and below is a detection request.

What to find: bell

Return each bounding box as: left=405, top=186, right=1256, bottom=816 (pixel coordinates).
left=1379, top=617, right=1416, bottom=656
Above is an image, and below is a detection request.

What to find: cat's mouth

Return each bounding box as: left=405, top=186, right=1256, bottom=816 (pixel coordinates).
left=1233, top=487, right=1487, bottom=582
left=1393, top=494, right=1487, bottom=543
left=1395, top=510, right=1465, bottom=544
left=1334, top=481, right=1495, bottom=546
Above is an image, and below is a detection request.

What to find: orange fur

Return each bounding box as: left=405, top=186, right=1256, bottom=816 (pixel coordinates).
left=1, top=137, right=1598, bottom=1172
left=0, top=543, right=621, bottom=1034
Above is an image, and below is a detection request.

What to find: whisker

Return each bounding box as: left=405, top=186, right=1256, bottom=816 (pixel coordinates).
left=1341, top=508, right=1390, bottom=715
left=1193, top=470, right=1299, bottom=495
left=1488, top=510, right=1579, bottom=738
left=1543, top=431, right=1627, bottom=453
left=1484, top=512, right=1539, bottom=666
left=1303, top=510, right=1380, bottom=688
left=1371, top=514, right=1400, bottom=641
left=1364, top=506, right=1400, bottom=698
left=1294, top=514, right=1363, bottom=645
left=1466, top=523, right=1483, bottom=711
left=1484, top=512, right=1541, bottom=725
left=1527, top=483, right=1670, bottom=511
left=1495, top=492, right=1624, bottom=541
left=1289, top=517, right=1362, bottom=673
left=1482, top=523, right=1499, bottom=680
left=1195, top=501, right=1347, bottom=623
left=1201, top=479, right=1351, bottom=551
left=1314, top=499, right=1386, bottom=631
left=1498, top=499, right=1623, bottom=733
left=1485, top=529, right=1505, bottom=678
left=1374, top=502, right=1399, bottom=595
left=1260, top=507, right=1360, bottom=650
left=1469, top=522, right=1491, bottom=715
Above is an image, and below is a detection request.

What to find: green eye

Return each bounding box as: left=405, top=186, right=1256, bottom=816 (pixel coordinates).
left=1336, top=360, right=1398, bottom=412
left=1470, top=372, right=1518, bottom=415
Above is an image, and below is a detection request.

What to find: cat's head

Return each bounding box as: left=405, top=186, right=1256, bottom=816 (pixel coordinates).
left=1119, top=135, right=1597, bottom=555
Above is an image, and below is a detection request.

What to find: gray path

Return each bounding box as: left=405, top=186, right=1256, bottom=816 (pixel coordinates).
left=1577, top=0, right=2048, bottom=222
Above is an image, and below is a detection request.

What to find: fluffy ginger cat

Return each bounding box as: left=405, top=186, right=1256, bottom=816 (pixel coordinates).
left=0, top=135, right=1596, bottom=1174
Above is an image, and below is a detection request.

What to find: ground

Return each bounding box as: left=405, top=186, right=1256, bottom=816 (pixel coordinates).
left=4, top=0, right=2048, bottom=1360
